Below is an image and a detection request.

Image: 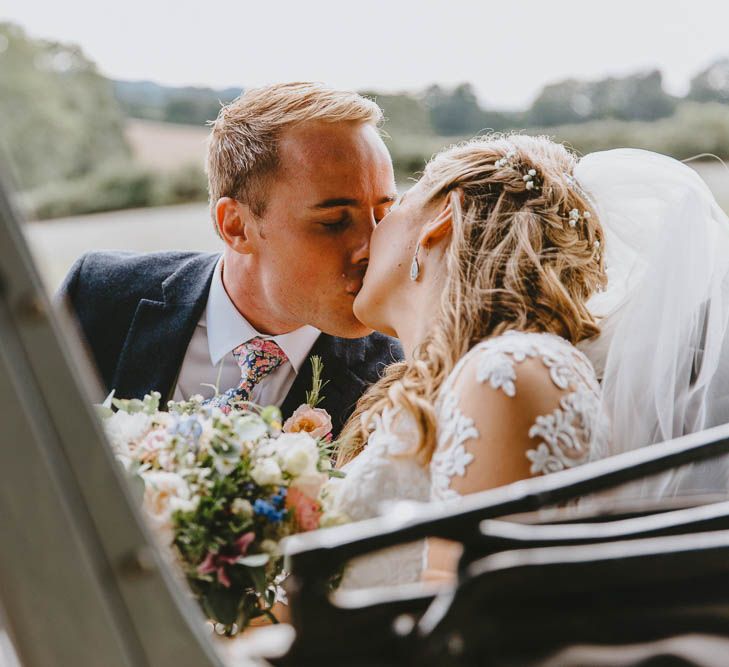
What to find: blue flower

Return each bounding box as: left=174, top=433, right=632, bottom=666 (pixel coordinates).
left=271, top=488, right=288, bottom=508
left=169, top=416, right=203, bottom=448
left=253, top=499, right=285, bottom=523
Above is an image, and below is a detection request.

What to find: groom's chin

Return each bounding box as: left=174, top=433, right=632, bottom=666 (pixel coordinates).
left=338, top=318, right=375, bottom=340
left=316, top=311, right=374, bottom=339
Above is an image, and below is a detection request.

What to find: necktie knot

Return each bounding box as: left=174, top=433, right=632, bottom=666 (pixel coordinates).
left=206, top=337, right=288, bottom=413
left=233, top=337, right=289, bottom=380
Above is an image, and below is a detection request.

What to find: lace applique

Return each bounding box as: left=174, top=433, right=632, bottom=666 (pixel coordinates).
left=476, top=348, right=520, bottom=396
left=527, top=389, right=597, bottom=474
left=476, top=330, right=577, bottom=395
left=431, top=392, right=476, bottom=502
left=431, top=331, right=606, bottom=500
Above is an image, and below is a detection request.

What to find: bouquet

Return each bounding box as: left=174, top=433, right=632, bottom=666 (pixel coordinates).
left=98, top=357, right=345, bottom=634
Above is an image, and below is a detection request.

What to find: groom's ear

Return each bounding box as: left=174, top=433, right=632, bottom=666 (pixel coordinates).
left=216, top=197, right=257, bottom=253
left=418, top=193, right=456, bottom=249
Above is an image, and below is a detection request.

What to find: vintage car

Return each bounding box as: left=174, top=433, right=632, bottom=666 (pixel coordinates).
left=3, top=171, right=729, bottom=667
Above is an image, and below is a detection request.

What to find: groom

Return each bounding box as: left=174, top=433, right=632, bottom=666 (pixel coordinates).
left=58, top=83, right=402, bottom=437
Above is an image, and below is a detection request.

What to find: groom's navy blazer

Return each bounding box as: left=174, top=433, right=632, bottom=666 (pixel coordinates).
left=57, top=251, right=403, bottom=437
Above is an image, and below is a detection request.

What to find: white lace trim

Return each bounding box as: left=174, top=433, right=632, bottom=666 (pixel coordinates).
left=431, top=331, right=606, bottom=501
left=328, top=406, right=430, bottom=589
left=431, top=392, right=477, bottom=502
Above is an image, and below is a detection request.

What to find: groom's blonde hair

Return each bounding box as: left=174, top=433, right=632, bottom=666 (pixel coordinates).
left=339, top=133, right=607, bottom=465
left=206, top=82, right=382, bottom=233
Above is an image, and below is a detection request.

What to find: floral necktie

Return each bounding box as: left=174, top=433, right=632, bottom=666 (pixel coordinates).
left=206, top=337, right=289, bottom=413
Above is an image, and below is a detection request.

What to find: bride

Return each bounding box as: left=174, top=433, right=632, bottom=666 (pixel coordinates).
left=322, top=133, right=612, bottom=588
left=323, top=131, right=729, bottom=589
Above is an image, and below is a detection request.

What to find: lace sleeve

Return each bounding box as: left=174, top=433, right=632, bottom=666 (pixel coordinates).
left=431, top=332, right=603, bottom=502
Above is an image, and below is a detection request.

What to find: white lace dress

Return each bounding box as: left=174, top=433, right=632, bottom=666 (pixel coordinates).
left=325, top=330, right=609, bottom=589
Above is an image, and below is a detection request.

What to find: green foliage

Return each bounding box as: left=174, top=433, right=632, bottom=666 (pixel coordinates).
left=113, top=79, right=241, bottom=125
left=0, top=22, right=130, bottom=190
left=423, top=83, right=520, bottom=136
left=528, top=70, right=677, bottom=126
left=305, top=355, right=329, bottom=408
left=689, top=58, right=729, bottom=104
left=384, top=102, right=729, bottom=184
left=23, top=161, right=207, bottom=219
left=538, top=102, right=729, bottom=160
left=361, top=89, right=434, bottom=136
left=154, top=163, right=209, bottom=205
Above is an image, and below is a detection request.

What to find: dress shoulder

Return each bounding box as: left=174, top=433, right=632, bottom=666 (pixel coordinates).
left=431, top=331, right=608, bottom=502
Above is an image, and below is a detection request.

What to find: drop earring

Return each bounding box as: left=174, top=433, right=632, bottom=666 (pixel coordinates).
left=410, top=242, right=421, bottom=281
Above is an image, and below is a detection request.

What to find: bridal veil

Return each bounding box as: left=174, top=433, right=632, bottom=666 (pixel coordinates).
left=575, top=148, right=729, bottom=496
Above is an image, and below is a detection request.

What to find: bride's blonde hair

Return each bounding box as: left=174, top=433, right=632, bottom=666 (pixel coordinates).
left=338, top=133, right=607, bottom=465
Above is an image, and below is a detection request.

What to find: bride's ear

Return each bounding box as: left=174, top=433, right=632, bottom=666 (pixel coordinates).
left=418, top=192, right=458, bottom=249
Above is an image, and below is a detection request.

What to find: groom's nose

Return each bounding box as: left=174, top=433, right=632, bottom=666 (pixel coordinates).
left=349, top=212, right=377, bottom=266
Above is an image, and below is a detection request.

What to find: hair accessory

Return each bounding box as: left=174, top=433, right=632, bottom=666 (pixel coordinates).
left=567, top=208, right=592, bottom=228
left=523, top=168, right=538, bottom=191
left=495, top=146, right=541, bottom=191
left=494, top=147, right=517, bottom=169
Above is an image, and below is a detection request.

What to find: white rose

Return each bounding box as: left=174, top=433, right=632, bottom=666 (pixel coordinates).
left=139, top=471, right=192, bottom=541
left=250, top=458, right=283, bottom=486
left=276, top=433, right=320, bottom=477
left=234, top=415, right=269, bottom=442
left=103, top=411, right=153, bottom=452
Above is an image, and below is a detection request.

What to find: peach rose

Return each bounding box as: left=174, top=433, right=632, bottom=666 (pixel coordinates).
left=282, top=405, right=333, bottom=440
left=286, top=487, right=322, bottom=532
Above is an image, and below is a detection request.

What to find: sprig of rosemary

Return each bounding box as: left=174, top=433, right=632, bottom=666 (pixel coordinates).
left=305, top=355, right=329, bottom=408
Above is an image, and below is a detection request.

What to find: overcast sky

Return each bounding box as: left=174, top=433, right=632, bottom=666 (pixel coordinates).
left=3, top=0, right=728, bottom=109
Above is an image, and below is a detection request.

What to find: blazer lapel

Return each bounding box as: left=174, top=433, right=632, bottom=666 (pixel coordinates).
left=112, top=253, right=219, bottom=403
left=281, top=334, right=368, bottom=438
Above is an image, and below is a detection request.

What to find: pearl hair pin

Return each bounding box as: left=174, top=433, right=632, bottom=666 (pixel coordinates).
left=494, top=147, right=541, bottom=192
left=523, top=169, right=538, bottom=190
left=568, top=208, right=591, bottom=228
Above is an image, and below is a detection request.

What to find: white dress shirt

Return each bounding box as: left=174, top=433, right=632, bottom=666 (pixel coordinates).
left=173, top=259, right=321, bottom=407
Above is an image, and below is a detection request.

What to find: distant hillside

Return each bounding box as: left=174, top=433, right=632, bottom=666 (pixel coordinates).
left=113, top=79, right=242, bottom=126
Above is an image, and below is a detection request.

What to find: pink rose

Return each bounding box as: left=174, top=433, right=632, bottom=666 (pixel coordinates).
left=286, top=487, right=321, bottom=532
left=283, top=405, right=333, bottom=440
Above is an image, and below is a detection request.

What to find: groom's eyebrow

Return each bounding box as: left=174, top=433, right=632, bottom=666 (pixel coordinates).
left=311, top=195, right=397, bottom=209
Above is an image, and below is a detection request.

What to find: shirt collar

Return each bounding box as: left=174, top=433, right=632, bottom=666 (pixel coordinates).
left=204, top=258, right=320, bottom=373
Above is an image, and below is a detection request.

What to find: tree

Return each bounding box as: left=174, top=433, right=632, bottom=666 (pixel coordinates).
left=688, top=58, right=729, bottom=104
left=0, top=22, right=130, bottom=190
left=528, top=70, right=676, bottom=127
